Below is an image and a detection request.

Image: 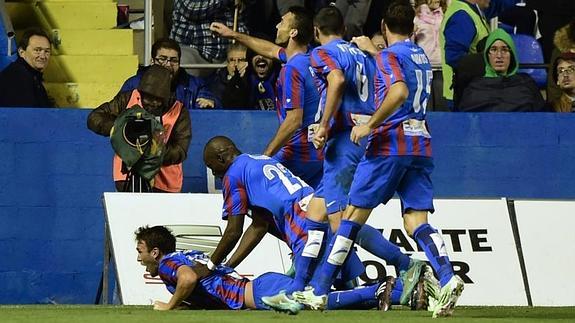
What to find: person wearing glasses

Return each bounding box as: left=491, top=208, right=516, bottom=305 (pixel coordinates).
left=551, top=52, right=575, bottom=112
left=120, top=38, right=216, bottom=110
left=0, top=27, right=54, bottom=107
left=457, top=28, right=545, bottom=112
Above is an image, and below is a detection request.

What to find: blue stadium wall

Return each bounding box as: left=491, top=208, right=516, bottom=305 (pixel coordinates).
left=0, top=108, right=574, bottom=304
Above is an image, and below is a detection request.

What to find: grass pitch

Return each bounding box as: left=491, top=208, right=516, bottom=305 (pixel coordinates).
left=1, top=306, right=574, bottom=323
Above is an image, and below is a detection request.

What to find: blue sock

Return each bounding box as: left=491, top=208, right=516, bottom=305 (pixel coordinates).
left=327, top=284, right=379, bottom=310
left=312, top=220, right=362, bottom=296
left=289, top=219, right=329, bottom=293
left=391, top=278, right=403, bottom=305
left=413, top=223, right=454, bottom=287
left=357, top=224, right=411, bottom=272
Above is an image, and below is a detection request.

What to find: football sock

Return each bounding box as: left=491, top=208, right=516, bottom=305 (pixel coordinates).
left=289, top=219, right=328, bottom=293
left=327, top=284, right=379, bottom=310
left=312, top=220, right=362, bottom=296
left=413, top=223, right=454, bottom=287
left=391, top=277, right=403, bottom=304
left=357, top=224, right=411, bottom=272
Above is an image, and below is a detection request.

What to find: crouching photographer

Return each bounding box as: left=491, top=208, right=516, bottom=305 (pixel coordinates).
left=87, top=65, right=191, bottom=192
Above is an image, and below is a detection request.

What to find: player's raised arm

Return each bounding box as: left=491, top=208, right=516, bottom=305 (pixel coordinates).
left=210, top=22, right=282, bottom=60
left=225, top=207, right=270, bottom=268
left=351, top=36, right=379, bottom=56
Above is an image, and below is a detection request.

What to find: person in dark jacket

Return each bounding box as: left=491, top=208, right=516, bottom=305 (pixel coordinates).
left=87, top=65, right=192, bottom=193
left=0, top=27, right=53, bottom=107
left=120, top=38, right=216, bottom=110
left=551, top=52, right=575, bottom=113
left=457, top=28, right=545, bottom=112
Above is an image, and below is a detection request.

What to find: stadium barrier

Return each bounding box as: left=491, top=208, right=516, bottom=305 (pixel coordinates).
left=103, top=193, right=575, bottom=306
left=0, top=108, right=574, bottom=304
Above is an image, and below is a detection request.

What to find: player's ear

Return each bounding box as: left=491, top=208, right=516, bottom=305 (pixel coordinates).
left=217, top=153, right=225, bottom=163
left=151, top=247, right=160, bottom=259
left=290, top=28, right=298, bottom=39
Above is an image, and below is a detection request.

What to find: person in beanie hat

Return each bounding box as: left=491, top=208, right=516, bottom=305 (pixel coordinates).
left=137, top=64, right=173, bottom=116
left=87, top=64, right=191, bottom=192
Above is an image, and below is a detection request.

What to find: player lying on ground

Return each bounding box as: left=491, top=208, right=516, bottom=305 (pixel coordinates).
left=134, top=225, right=436, bottom=313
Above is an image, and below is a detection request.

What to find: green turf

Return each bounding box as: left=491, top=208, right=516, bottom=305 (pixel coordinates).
left=1, top=306, right=574, bottom=323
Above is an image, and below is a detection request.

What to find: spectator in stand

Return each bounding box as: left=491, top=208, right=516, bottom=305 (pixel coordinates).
left=547, top=19, right=575, bottom=106
left=332, top=0, right=374, bottom=40
left=245, top=47, right=280, bottom=111
left=482, top=0, right=520, bottom=20
left=414, top=0, right=445, bottom=66
left=440, top=0, right=490, bottom=108
left=0, top=27, right=53, bottom=107
left=120, top=38, right=216, bottom=110
left=207, top=42, right=279, bottom=110
left=206, top=43, right=250, bottom=109
left=551, top=53, right=575, bottom=113
left=170, top=0, right=247, bottom=77
left=529, top=0, right=575, bottom=63
left=457, top=28, right=545, bottom=112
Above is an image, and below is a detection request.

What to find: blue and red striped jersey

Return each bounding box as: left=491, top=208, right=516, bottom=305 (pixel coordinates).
left=221, top=154, right=312, bottom=249
left=368, top=40, right=433, bottom=157
left=158, top=250, right=248, bottom=309
left=274, top=48, right=323, bottom=163
left=310, top=39, right=376, bottom=134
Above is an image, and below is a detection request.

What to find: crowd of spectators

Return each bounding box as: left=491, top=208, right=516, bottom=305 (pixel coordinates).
left=1, top=0, right=575, bottom=113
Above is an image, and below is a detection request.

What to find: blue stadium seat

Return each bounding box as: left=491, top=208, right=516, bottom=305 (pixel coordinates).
left=499, top=22, right=515, bottom=35
left=1, top=3, right=17, bottom=72
left=510, top=34, right=547, bottom=88
left=0, top=54, right=16, bottom=72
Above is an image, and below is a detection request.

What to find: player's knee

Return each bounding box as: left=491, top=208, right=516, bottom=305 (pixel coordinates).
left=327, top=235, right=353, bottom=265
left=302, top=230, right=325, bottom=258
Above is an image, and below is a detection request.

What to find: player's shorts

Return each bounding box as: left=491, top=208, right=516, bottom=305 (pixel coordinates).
left=314, top=178, right=324, bottom=199
left=252, top=272, right=296, bottom=309
left=322, top=130, right=367, bottom=214
left=280, top=159, right=323, bottom=190
left=348, top=155, right=434, bottom=213
left=273, top=199, right=309, bottom=255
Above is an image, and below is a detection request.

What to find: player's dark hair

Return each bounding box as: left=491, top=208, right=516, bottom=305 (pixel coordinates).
left=287, top=6, right=314, bottom=44
left=313, top=6, right=345, bottom=36
left=135, top=225, right=176, bottom=254
left=18, top=27, right=51, bottom=50
left=152, top=38, right=181, bottom=59
left=383, top=1, right=415, bottom=36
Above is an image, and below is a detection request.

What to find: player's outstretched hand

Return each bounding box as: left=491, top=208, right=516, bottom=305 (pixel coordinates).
left=351, top=36, right=378, bottom=56
left=350, top=124, right=370, bottom=145
left=313, top=126, right=327, bottom=149
left=210, top=22, right=234, bottom=38
left=153, top=300, right=171, bottom=311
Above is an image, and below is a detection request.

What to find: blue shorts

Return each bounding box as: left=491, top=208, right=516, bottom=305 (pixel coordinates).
left=348, top=155, right=435, bottom=213
left=280, top=159, right=323, bottom=190
left=322, top=130, right=367, bottom=214
left=252, top=272, right=295, bottom=309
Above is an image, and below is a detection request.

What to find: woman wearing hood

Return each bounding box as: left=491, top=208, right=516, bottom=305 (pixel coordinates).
left=458, top=28, right=545, bottom=112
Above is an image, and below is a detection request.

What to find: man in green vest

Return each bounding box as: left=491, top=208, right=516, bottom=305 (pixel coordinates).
left=439, top=0, right=490, bottom=108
